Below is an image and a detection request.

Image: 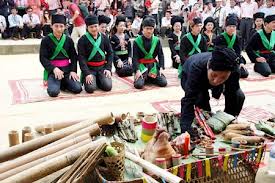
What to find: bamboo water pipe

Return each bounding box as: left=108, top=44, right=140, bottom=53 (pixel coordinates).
left=125, top=152, right=183, bottom=183
left=8, top=130, right=19, bottom=147
left=22, top=127, right=31, bottom=143
left=0, top=139, right=91, bottom=180
left=1, top=137, right=107, bottom=183
left=0, top=127, right=99, bottom=175
left=24, top=133, right=33, bottom=142
left=0, top=113, right=113, bottom=163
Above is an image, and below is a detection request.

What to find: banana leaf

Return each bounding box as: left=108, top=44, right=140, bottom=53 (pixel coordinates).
left=255, top=121, right=275, bottom=136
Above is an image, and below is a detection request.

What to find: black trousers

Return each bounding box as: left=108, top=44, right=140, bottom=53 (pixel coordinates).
left=47, top=74, right=82, bottom=97
left=134, top=72, right=167, bottom=89
left=115, top=61, right=133, bottom=77
left=240, top=66, right=249, bottom=78
left=240, top=18, right=253, bottom=49
left=84, top=70, right=112, bottom=93
left=9, top=26, right=23, bottom=38
left=22, top=24, right=41, bottom=38
left=254, top=60, right=275, bottom=77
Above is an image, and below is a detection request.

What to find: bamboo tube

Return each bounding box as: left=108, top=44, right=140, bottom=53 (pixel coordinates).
left=34, top=113, right=116, bottom=133
left=125, top=152, right=183, bottom=183
left=1, top=137, right=107, bottom=183
left=35, top=120, right=84, bottom=133
left=44, top=124, right=54, bottom=134
left=0, top=127, right=99, bottom=174
left=24, top=133, right=33, bottom=142
left=0, top=115, right=106, bottom=163
left=0, top=139, right=91, bottom=180
left=22, top=127, right=31, bottom=143
left=8, top=131, right=19, bottom=147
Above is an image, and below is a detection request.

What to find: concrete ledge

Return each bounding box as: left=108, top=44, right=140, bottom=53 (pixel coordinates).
left=0, top=37, right=169, bottom=55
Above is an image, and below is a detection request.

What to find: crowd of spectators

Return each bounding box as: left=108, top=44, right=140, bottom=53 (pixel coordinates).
left=0, top=0, right=274, bottom=41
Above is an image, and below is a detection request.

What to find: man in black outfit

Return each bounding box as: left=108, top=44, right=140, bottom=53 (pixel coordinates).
left=180, top=47, right=245, bottom=135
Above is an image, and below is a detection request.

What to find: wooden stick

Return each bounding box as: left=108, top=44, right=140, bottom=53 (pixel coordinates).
left=22, top=127, right=31, bottom=143
left=0, top=117, right=104, bottom=163
left=0, top=127, right=99, bottom=174
left=23, top=133, right=33, bottom=142
left=34, top=120, right=84, bottom=133
left=125, top=151, right=183, bottom=183
left=0, top=139, right=91, bottom=180
left=8, top=131, right=19, bottom=147
left=1, top=137, right=107, bottom=183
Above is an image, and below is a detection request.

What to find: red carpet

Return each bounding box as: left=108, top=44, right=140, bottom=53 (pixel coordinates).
left=9, top=69, right=179, bottom=104
left=151, top=90, right=275, bottom=121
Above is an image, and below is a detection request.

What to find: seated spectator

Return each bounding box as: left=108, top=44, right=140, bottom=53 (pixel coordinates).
left=41, top=10, right=52, bottom=36
left=15, top=0, right=29, bottom=17
left=22, top=7, right=42, bottom=39
left=0, top=14, right=8, bottom=39
left=160, top=10, right=172, bottom=38
left=8, top=7, right=24, bottom=40
left=132, top=12, right=143, bottom=36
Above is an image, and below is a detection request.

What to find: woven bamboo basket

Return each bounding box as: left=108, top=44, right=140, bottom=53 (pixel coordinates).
left=166, top=145, right=265, bottom=183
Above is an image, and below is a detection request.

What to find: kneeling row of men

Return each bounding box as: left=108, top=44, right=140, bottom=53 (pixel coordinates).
left=40, top=14, right=167, bottom=97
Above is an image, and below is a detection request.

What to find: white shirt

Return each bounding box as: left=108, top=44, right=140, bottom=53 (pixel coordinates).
left=170, top=0, right=183, bottom=16
left=23, top=13, right=40, bottom=25
left=95, top=0, right=113, bottom=11
left=220, top=6, right=241, bottom=27
left=240, top=1, right=258, bottom=18
left=8, top=14, right=23, bottom=27
left=150, top=0, right=160, bottom=15
left=259, top=7, right=275, bottom=16
left=0, top=15, right=7, bottom=29
left=161, top=17, right=171, bottom=27
left=15, top=0, right=28, bottom=8
left=132, top=18, right=142, bottom=30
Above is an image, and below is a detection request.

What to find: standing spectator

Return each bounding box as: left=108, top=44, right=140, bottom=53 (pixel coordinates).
left=8, top=7, right=23, bottom=39
left=123, top=0, right=134, bottom=20
left=95, top=0, right=112, bottom=15
left=160, top=10, right=171, bottom=38
left=22, top=6, right=41, bottom=38
left=240, top=0, right=258, bottom=49
left=256, top=0, right=264, bottom=10
left=220, top=0, right=241, bottom=29
left=27, top=0, right=41, bottom=16
left=213, top=0, right=224, bottom=34
left=201, top=1, right=214, bottom=22
left=41, top=9, right=52, bottom=36
left=181, top=0, right=191, bottom=33
left=133, top=0, right=145, bottom=14
left=63, top=0, right=86, bottom=44
left=104, top=8, right=114, bottom=31
left=260, top=0, right=275, bottom=16
left=0, top=0, right=15, bottom=18
left=170, top=0, right=183, bottom=16
left=188, top=3, right=202, bottom=24
left=132, top=12, right=142, bottom=36
left=0, top=14, right=8, bottom=39
left=111, top=0, right=122, bottom=16
left=88, top=0, right=97, bottom=15
left=47, top=0, right=61, bottom=15
left=148, top=0, right=160, bottom=27
left=15, top=0, right=28, bottom=17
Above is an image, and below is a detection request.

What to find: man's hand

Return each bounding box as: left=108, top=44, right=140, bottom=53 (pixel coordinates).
left=117, top=60, right=124, bottom=68
left=256, top=57, right=266, bottom=63
left=85, top=74, right=93, bottom=84
left=159, top=67, right=164, bottom=75
left=135, top=70, right=142, bottom=80
left=128, top=57, right=132, bottom=65
left=69, top=72, right=79, bottom=81
left=104, top=70, right=112, bottom=78
left=175, top=55, right=181, bottom=63
left=53, top=67, right=64, bottom=80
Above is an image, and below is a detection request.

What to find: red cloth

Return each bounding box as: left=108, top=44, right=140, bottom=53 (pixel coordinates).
left=69, top=3, right=85, bottom=27
left=145, top=0, right=152, bottom=8
left=40, top=0, right=49, bottom=9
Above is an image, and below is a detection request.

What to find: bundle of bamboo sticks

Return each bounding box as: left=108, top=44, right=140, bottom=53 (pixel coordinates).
left=0, top=113, right=115, bottom=183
